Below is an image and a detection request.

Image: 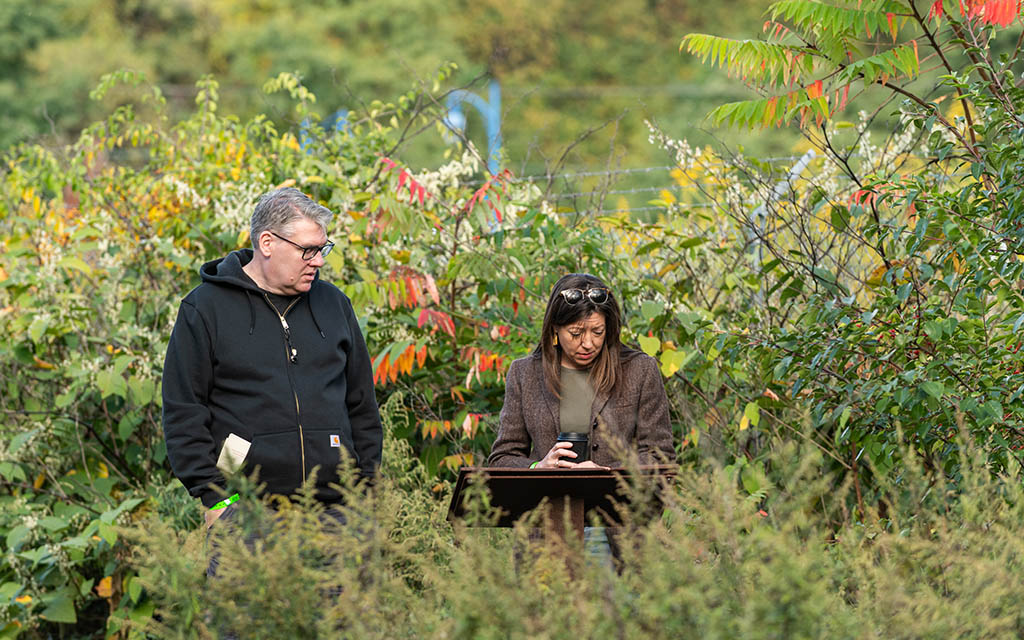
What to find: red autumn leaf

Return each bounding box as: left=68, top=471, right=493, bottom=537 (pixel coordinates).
left=418, top=309, right=456, bottom=337
left=424, top=273, right=440, bottom=305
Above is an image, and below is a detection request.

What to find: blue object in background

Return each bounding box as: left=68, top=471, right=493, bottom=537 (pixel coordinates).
left=299, top=109, right=349, bottom=151
left=442, top=80, right=502, bottom=175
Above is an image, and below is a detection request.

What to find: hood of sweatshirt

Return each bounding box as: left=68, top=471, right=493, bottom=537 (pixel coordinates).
left=197, top=249, right=324, bottom=337
left=199, top=249, right=263, bottom=292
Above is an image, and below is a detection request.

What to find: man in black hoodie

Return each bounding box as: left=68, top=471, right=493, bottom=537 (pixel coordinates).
left=162, top=187, right=382, bottom=530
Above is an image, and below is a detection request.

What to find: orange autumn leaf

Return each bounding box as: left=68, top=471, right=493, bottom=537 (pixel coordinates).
left=96, top=576, right=113, bottom=599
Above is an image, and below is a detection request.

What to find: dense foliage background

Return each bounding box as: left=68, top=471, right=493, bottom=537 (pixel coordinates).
left=5, top=0, right=1024, bottom=637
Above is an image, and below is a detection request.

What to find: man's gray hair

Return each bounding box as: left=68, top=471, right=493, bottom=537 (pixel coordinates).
left=250, top=187, right=333, bottom=247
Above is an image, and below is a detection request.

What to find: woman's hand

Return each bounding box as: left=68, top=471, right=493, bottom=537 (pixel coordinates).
left=535, top=443, right=610, bottom=469
left=572, top=460, right=609, bottom=469
left=535, top=441, right=578, bottom=468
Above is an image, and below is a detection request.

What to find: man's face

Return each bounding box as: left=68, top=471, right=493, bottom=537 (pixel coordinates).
left=264, top=217, right=327, bottom=295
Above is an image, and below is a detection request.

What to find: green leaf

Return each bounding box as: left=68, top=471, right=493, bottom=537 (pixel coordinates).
left=638, top=335, right=661, bottom=357
left=37, top=516, right=69, bottom=533
left=659, top=349, right=692, bottom=377
left=640, top=300, right=664, bottom=320
left=921, top=381, right=944, bottom=399
left=58, top=255, right=93, bottom=275
left=830, top=206, right=849, bottom=231
left=96, top=369, right=127, bottom=399
left=128, top=376, right=156, bottom=405
left=40, top=594, right=77, bottom=624
left=97, top=521, right=118, bottom=546
left=0, top=582, right=21, bottom=602
left=6, top=526, right=30, bottom=552
left=744, top=401, right=760, bottom=427
left=127, top=576, right=142, bottom=603
left=1013, top=312, right=1024, bottom=334
left=839, top=406, right=852, bottom=430
left=923, top=320, right=944, bottom=341
left=128, top=599, right=155, bottom=625
left=8, top=429, right=37, bottom=455
left=28, top=315, right=49, bottom=342
left=740, top=465, right=762, bottom=495
left=112, top=354, right=134, bottom=377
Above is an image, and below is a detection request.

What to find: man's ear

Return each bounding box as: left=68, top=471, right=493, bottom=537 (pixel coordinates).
left=255, top=230, right=275, bottom=258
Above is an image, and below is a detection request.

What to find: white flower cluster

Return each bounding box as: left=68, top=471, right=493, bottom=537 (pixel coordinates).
left=413, top=148, right=480, bottom=196
left=645, top=119, right=703, bottom=171
left=855, top=110, right=920, bottom=172
left=162, top=175, right=210, bottom=210
left=212, top=181, right=268, bottom=234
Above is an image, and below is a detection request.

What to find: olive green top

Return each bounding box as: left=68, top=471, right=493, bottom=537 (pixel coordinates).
left=559, top=366, right=596, bottom=434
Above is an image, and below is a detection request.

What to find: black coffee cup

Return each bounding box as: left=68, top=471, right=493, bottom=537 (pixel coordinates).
left=557, top=432, right=589, bottom=463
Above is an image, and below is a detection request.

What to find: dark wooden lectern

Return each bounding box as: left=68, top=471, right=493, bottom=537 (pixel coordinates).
left=446, top=466, right=675, bottom=545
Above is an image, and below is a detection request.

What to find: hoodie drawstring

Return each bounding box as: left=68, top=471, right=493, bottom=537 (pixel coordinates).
left=307, top=295, right=326, bottom=339
left=245, top=290, right=256, bottom=335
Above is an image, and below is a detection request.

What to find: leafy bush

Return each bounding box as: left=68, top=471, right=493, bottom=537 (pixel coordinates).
left=130, top=410, right=1024, bottom=639
left=657, top=0, right=1024, bottom=514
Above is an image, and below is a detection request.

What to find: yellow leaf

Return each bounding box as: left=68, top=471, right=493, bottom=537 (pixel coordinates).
left=33, top=356, right=55, bottom=370
left=659, top=190, right=677, bottom=204
left=15, top=594, right=32, bottom=605
left=865, top=263, right=888, bottom=287
left=739, top=414, right=750, bottom=431
left=97, top=462, right=109, bottom=479
left=33, top=473, right=45, bottom=489
left=96, top=576, right=113, bottom=598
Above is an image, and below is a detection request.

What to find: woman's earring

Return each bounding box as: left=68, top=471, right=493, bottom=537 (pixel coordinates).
left=552, top=335, right=558, bottom=346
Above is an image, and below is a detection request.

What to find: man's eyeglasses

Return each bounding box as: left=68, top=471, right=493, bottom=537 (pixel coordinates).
left=560, top=288, right=610, bottom=305
left=271, top=232, right=335, bottom=260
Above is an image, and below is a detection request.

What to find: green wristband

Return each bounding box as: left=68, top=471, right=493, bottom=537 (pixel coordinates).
left=530, top=461, right=540, bottom=469
left=209, top=493, right=240, bottom=511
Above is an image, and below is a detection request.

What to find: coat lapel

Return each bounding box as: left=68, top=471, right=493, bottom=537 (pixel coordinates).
left=533, top=357, right=560, bottom=432
left=591, top=386, right=612, bottom=421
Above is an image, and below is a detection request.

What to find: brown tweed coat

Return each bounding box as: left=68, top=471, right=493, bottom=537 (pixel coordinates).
left=487, top=352, right=675, bottom=468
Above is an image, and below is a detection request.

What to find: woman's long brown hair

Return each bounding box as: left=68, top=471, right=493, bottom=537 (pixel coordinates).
left=533, top=273, right=638, bottom=398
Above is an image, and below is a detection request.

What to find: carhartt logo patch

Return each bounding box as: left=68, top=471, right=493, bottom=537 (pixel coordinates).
left=329, top=435, right=341, bottom=447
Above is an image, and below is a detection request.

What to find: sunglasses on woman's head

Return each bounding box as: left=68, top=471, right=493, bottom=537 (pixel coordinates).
left=560, top=288, right=610, bottom=305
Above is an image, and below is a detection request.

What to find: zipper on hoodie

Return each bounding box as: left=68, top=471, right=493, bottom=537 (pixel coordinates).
left=262, top=293, right=307, bottom=484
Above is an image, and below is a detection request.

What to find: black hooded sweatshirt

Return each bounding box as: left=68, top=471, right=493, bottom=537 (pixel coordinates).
left=161, top=249, right=382, bottom=508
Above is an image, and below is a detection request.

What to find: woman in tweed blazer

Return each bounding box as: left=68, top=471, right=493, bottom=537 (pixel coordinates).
left=487, top=273, right=674, bottom=468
